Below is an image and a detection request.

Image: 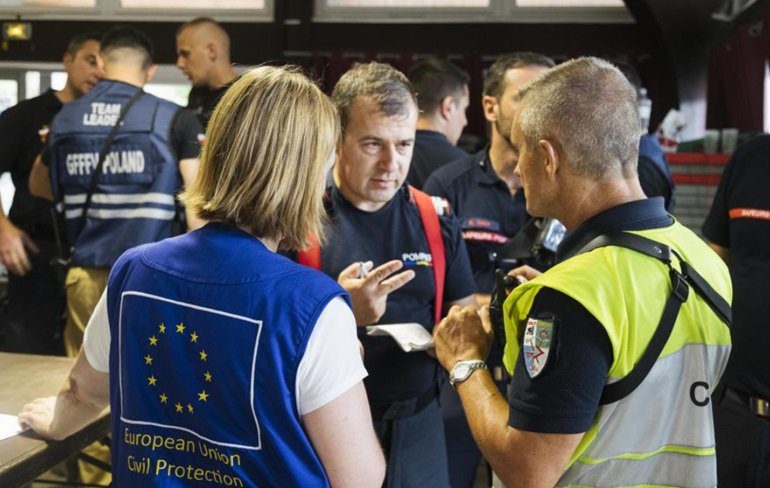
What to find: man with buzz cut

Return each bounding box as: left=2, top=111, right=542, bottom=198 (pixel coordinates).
left=176, top=17, right=238, bottom=129
left=295, top=61, right=476, bottom=486
left=406, top=56, right=470, bottom=189
left=0, top=31, right=102, bottom=355
left=30, top=26, right=204, bottom=360
left=434, top=57, right=732, bottom=488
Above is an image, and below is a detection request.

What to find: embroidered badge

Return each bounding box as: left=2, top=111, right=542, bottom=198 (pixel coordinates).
left=522, top=316, right=555, bottom=378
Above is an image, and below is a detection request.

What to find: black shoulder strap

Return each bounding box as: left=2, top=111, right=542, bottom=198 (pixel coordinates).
left=73, top=89, right=145, bottom=245
left=578, top=231, right=731, bottom=405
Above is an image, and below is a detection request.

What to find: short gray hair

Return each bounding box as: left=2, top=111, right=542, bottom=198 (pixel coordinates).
left=517, top=57, right=640, bottom=179
left=332, top=62, right=417, bottom=132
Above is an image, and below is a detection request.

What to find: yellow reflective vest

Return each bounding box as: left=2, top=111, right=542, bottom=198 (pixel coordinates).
left=503, top=220, right=732, bottom=488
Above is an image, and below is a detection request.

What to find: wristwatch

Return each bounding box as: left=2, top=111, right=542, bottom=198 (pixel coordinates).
left=449, top=359, right=487, bottom=388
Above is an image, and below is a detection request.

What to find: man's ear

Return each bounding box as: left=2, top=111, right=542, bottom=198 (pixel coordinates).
left=482, top=95, right=497, bottom=123
left=439, top=96, right=454, bottom=121
left=206, top=42, right=217, bottom=61
left=539, top=139, right=560, bottom=177
left=146, top=64, right=158, bottom=83
left=62, top=51, right=74, bottom=68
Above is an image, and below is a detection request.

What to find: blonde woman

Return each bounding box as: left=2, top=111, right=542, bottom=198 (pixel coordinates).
left=19, top=66, right=385, bottom=488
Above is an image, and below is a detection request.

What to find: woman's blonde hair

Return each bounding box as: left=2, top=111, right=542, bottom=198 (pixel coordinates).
left=181, top=65, right=339, bottom=250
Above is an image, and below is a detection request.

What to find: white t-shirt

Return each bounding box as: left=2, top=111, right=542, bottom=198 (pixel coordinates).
left=83, top=292, right=366, bottom=416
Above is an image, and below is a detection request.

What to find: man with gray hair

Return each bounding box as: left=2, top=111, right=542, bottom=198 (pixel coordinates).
left=433, top=57, right=732, bottom=487
left=295, top=61, right=476, bottom=486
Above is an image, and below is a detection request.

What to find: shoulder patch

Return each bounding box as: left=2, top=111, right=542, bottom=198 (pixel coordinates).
left=430, top=196, right=451, bottom=216
left=522, top=314, right=557, bottom=378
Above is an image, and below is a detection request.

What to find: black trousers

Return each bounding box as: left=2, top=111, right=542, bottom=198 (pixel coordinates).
left=0, top=240, right=65, bottom=355
left=715, top=386, right=770, bottom=487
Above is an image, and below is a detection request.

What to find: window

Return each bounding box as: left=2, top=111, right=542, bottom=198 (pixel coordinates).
left=315, top=0, right=631, bottom=22
left=326, top=0, right=487, bottom=6
left=25, top=71, right=41, bottom=99
left=50, top=71, right=67, bottom=91
left=0, top=80, right=18, bottom=114
left=120, top=0, right=263, bottom=9
left=517, top=0, right=623, bottom=6
left=0, top=0, right=94, bottom=6
left=144, top=83, right=191, bottom=107
left=0, top=0, right=272, bottom=21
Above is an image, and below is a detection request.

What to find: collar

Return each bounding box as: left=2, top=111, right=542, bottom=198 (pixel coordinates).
left=42, top=89, right=63, bottom=109
left=416, top=129, right=450, bottom=144
left=556, top=197, right=674, bottom=261
left=474, top=145, right=506, bottom=186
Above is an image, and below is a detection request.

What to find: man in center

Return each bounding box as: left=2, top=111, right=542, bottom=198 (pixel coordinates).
left=296, top=61, right=476, bottom=486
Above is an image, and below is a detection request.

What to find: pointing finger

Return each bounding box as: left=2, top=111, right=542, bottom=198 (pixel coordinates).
left=378, top=269, right=416, bottom=295
left=363, top=259, right=404, bottom=286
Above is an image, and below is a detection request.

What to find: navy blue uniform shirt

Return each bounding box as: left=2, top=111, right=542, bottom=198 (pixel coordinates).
left=320, top=184, right=476, bottom=404
left=703, top=135, right=770, bottom=400
left=406, top=130, right=468, bottom=189
left=508, top=198, right=673, bottom=433
left=638, top=135, right=676, bottom=212
left=424, top=147, right=529, bottom=294
left=0, top=89, right=62, bottom=240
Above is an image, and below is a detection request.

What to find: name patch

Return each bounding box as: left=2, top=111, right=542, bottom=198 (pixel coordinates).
left=66, top=150, right=146, bottom=176
left=83, top=102, right=122, bottom=126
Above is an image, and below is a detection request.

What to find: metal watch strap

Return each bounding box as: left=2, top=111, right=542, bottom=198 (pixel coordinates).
left=450, top=359, right=487, bottom=388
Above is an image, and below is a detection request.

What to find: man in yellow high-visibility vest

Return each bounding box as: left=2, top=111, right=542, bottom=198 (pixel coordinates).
left=433, top=57, right=732, bottom=488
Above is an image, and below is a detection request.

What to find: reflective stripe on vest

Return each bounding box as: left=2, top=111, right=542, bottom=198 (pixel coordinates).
left=503, top=220, right=732, bottom=487
left=49, top=80, right=182, bottom=268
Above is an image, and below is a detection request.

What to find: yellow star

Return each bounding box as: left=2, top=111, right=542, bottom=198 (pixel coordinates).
left=175, top=402, right=183, bottom=413
left=204, top=371, right=212, bottom=382
left=199, top=350, right=207, bottom=361
left=190, top=331, right=199, bottom=343
left=149, top=335, right=158, bottom=346
left=159, top=393, right=168, bottom=404
left=144, top=355, right=153, bottom=365
left=148, top=376, right=157, bottom=386
left=158, top=323, right=166, bottom=334
left=187, top=403, right=194, bottom=413
left=176, top=323, right=186, bottom=334
left=198, top=390, right=209, bottom=402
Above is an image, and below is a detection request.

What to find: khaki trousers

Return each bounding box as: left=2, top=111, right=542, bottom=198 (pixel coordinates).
left=63, top=266, right=112, bottom=486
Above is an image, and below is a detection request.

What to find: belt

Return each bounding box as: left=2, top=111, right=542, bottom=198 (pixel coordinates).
left=370, top=384, right=439, bottom=422
left=725, top=387, right=770, bottom=418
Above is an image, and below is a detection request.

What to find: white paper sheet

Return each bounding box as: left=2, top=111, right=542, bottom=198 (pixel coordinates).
left=366, top=323, right=434, bottom=352
left=0, top=413, right=25, bottom=441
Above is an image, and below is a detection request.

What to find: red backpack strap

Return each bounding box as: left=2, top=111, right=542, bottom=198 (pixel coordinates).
left=297, top=234, right=322, bottom=270
left=409, top=185, right=446, bottom=325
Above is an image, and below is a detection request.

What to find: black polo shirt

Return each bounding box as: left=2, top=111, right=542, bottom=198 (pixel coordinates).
left=703, top=134, right=770, bottom=400
left=319, top=184, right=476, bottom=404
left=406, top=130, right=468, bottom=189
left=0, top=89, right=63, bottom=240
left=508, top=198, right=673, bottom=433
left=198, top=83, right=231, bottom=130
left=423, top=147, right=529, bottom=294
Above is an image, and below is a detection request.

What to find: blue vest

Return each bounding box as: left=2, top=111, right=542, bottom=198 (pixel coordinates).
left=49, top=79, right=182, bottom=268
left=106, top=224, right=348, bottom=487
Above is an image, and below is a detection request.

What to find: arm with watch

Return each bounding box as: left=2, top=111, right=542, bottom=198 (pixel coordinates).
left=433, top=273, right=584, bottom=488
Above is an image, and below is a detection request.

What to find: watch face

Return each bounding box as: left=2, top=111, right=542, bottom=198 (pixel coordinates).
left=454, top=363, right=470, bottom=379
